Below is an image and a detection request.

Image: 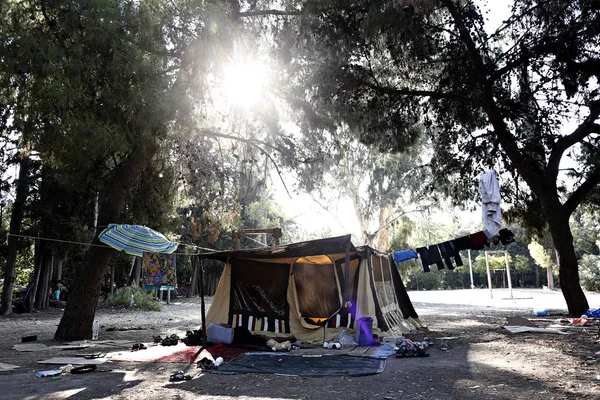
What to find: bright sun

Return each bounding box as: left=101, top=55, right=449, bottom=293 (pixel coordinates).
left=222, top=60, right=267, bottom=108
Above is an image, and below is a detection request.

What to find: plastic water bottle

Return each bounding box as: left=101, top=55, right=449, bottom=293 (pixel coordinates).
left=92, top=321, right=99, bottom=341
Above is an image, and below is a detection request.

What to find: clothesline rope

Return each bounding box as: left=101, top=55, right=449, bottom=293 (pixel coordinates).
left=4, top=232, right=217, bottom=256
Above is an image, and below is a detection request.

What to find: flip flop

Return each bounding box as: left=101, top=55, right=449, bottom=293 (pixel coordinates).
left=71, top=365, right=97, bottom=374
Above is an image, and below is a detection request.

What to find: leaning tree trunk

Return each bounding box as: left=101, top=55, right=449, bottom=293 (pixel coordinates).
left=54, top=141, right=158, bottom=340
left=547, top=212, right=589, bottom=315
left=0, top=155, right=31, bottom=315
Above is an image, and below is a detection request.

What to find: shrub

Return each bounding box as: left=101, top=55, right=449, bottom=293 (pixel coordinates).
left=579, top=255, right=600, bottom=292
left=107, top=286, right=161, bottom=311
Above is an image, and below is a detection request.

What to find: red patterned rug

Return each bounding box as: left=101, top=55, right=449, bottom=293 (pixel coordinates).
left=109, top=343, right=248, bottom=363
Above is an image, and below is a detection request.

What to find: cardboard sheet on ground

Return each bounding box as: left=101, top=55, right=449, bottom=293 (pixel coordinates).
left=38, top=357, right=109, bottom=365
left=506, top=316, right=534, bottom=326
left=214, top=353, right=385, bottom=376
left=13, top=343, right=49, bottom=352
left=109, top=343, right=208, bottom=363
left=503, top=325, right=570, bottom=335
left=0, top=362, right=20, bottom=372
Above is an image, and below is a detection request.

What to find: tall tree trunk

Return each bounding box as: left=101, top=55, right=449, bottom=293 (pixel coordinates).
left=1, top=155, right=31, bottom=315
left=54, top=141, right=158, bottom=340
left=132, top=257, right=141, bottom=287
left=375, top=203, right=393, bottom=251
left=534, top=264, right=540, bottom=287
left=547, top=212, right=588, bottom=315
left=35, top=245, right=53, bottom=310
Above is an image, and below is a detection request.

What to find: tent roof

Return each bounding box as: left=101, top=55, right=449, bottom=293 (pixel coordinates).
left=200, top=234, right=359, bottom=264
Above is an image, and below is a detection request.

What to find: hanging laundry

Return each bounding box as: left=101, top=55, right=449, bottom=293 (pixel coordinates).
left=469, top=231, right=488, bottom=250
left=438, top=241, right=463, bottom=270
left=416, top=245, right=444, bottom=272
left=454, top=235, right=471, bottom=251
left=479, top=170, right=502, bottom=237
left=393, top=249, right=418, bottom=263
left=142, top=252, right=177, bottom=290
left=498, top=228, right=515, bottom=245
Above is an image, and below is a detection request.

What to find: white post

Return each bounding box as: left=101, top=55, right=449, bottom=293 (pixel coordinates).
left=485, top=251, right=493, bottom=299
left=468, top=249, right=474, bottom=289
left=167, top=288, right=171, bottom=304
left=505, top=250, right=513, bottom=299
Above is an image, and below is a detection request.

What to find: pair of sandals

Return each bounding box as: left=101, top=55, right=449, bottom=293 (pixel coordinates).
left=131, top=343, right=147, bottom=351
left=160, top=334, right=180, bottom=346
left=169, top=370, right=192, bottom=382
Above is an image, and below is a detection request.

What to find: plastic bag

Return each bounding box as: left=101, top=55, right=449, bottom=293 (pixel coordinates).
left=333, top=328, right=358, bottom=346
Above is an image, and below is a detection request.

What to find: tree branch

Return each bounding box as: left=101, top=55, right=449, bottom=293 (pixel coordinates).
left=237, top=9, right=302, bottom=17
left=563, top=166, right=600, bottom=216
left=546, top=105, right=600, bottom=183
left=198, top=129, right=292, bottom=198
left=361, top=81, right=467, bottom=101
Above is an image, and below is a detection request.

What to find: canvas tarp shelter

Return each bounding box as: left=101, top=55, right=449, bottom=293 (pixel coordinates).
left=201, top=235, right=421, bottom=342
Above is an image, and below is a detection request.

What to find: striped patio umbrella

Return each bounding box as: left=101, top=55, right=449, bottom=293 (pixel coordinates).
left=99, top=224, right=178, bottom=257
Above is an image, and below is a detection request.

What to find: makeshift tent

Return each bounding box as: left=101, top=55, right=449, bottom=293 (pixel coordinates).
left=201, top=235, right=421, bottom=342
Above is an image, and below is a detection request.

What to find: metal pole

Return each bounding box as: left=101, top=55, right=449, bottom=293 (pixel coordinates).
left=505, top=250, right=513, bottom=299
left=485, top=251, right=493, bottom=299
left=468, top=249, right=474, bottom=289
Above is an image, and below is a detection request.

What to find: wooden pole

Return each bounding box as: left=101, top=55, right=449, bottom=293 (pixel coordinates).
left=110, top=264, right=115, bottom=295
left=505, top=250, right=513, bottom=299
left=485, top=251, right=493, bottom=299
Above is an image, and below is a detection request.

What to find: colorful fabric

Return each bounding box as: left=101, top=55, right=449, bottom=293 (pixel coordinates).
left=142, top=252, right=177, bottom=290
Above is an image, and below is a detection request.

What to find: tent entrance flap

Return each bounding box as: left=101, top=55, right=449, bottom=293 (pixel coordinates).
left=228, top=259, right=290, bottom=333
left=293, top=262, right=341, bottom=321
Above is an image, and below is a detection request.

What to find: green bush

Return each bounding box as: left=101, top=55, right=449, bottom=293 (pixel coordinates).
left=580, top=255, right=600, bottom=292
left=107, top=286, right=161, bottom=311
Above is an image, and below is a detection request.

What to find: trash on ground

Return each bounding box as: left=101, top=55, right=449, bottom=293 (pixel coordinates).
left=0, top=362, right=20, bottom=372
left=18, top=335, right=37, bottom=343
left=503, top=325, right=570, bottom=335
left=560, top=318, right=590, bottom=326
left=533, top=308, right=548, bottom=316
left=169, top=370, right=192, bottom=381
left=36, top=370, right=63, bottom=377
left=13, top=343, right=49, bottom=352
left=395, top=339, right=429, bottom=357
left=38, top=356, right=109, bottom=365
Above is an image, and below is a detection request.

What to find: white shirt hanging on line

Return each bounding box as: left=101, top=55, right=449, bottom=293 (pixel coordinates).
left=479, top=169, right=502, bottom=237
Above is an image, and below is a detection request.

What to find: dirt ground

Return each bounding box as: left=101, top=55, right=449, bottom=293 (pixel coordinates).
left=1, top=288, right=600, bottom=400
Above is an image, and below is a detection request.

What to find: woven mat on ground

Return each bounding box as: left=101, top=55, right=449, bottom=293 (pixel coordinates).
left=109, top=343, right=208, bottom=363
left=214, top=353, right=385, bottom=376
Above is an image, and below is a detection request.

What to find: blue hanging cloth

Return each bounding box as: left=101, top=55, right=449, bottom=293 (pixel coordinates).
left=393, top=249, right=418, bottom=263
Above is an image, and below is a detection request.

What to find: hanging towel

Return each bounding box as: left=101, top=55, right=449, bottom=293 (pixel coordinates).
left=416, top=246, right=445, bottom=272
left=142, top=252, right=177, bottom=290
left=393, top=249, right=418, bottom=263
left=438, top=241, right=463, bottom=270
left=479, top=170, right=502, bottom=237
